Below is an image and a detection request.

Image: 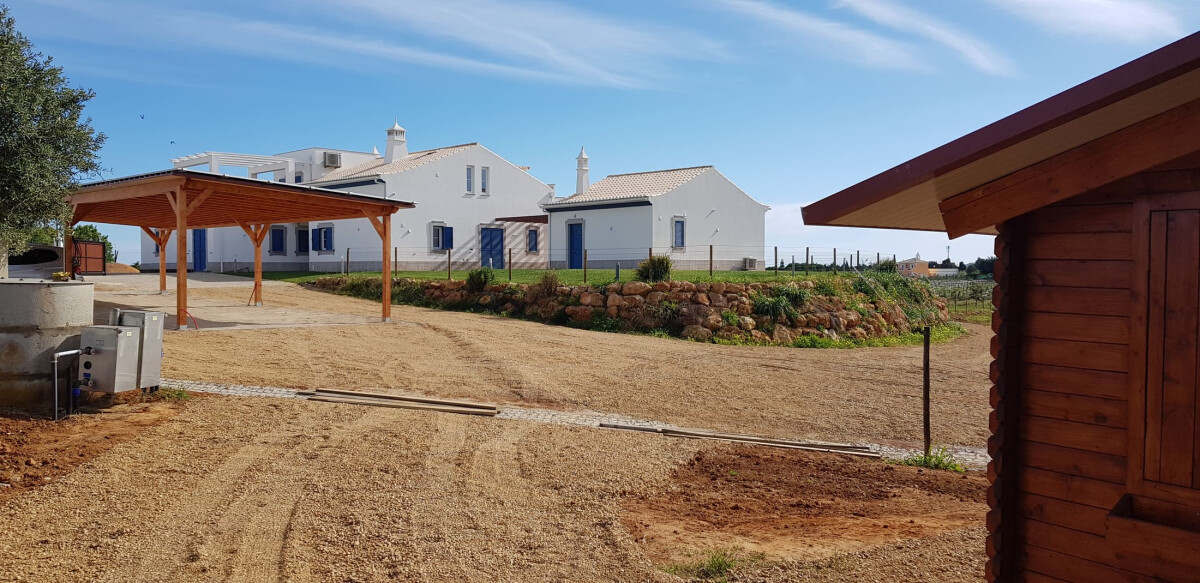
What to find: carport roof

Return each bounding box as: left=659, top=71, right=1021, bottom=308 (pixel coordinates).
left=70, top=168, right=415, bottom=229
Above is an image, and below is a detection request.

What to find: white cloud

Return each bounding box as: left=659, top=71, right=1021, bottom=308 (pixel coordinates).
left=988, top=0, right=1185, bottom=43
left=837, top=0, right=1017, bottom=76
left=709, top=0, right=926, bottom=71
left=26, top=0, right=723, bottom=88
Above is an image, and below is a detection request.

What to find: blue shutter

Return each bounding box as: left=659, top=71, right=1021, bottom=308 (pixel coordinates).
left=312, top=229, right=320, bottom=251
left=271, top=228, right=285, bottom=253
left=444, top=227, right=454, bottom=249
left=325, top=227, right=334, bottom=251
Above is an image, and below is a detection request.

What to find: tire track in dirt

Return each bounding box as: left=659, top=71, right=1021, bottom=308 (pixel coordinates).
left=418, top=322, right=557, bottom=404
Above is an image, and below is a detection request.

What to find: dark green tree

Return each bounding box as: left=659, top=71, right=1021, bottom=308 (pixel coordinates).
left=0, top=5, right=104, bottom=257
left=71, top=224, right=114, bottom=263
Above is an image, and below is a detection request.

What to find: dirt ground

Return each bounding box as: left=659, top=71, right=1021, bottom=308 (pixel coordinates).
left=0, top=397, right=985, bottom=582
left=152, top=282, right=993, bottom=447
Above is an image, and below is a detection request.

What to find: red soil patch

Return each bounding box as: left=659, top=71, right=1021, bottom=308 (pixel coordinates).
left=0, top=401, right=183, bottom=503
left=622, top=444, right=987, bottom=563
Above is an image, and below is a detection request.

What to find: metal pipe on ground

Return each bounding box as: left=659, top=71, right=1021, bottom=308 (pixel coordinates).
left=51, top=349, right=83, bottom=421
left=313, top=388, right=497, bottom=411
left=308, top=396, right=498, bottom=416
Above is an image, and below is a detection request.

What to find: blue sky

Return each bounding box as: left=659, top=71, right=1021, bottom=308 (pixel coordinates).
left=10, top=0, right=1197, bottom=265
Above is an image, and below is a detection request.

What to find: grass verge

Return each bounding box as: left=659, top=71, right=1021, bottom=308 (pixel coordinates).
left=231, top=268, right=898, bottom=286
left=665, top=548, right=765, bottom=582
left=899, top=447, right=967, bottom=473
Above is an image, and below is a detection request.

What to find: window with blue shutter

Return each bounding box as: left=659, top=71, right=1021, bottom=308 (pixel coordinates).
left=443, top=226, right=454, bottom=249
left=297, top=227, right=309, bottom=253
left=311, top=226, right=334, bottom=252
left=673, top=219, right=685, bottom=248
left=527, top=229, right=538, bottom=252
left=269, top=226, right=286, bottom=255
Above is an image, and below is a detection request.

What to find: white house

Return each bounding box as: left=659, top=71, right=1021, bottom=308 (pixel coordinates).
left=143, top=122, right=555, bottom=272
left=542, top=149, right=768, bottom=270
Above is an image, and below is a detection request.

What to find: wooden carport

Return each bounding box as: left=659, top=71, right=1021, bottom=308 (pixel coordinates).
left=69, top=169, right=415, bottom=329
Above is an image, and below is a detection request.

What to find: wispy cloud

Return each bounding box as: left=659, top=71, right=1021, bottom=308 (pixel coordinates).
left=837, top=0, right=1016, bottom=76
left=27, top=0, right=724, bottom=88
left=709, top=0, right=926, bottom=71
left=988, top=0, right=1185, bottom=43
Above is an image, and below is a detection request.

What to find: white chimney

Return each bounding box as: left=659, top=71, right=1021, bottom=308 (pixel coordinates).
left=575, top=147, right=589, bottom=196
left=385, top=121, right=407, bottom=163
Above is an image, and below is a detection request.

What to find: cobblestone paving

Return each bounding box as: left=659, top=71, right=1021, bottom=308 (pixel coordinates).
left=161, top=378, right=990, bottom=469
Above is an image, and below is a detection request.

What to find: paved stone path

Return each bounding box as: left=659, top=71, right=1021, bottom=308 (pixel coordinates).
left=162, top=378, right=990, bottom=469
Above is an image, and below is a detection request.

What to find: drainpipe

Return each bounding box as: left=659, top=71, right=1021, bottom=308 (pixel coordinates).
left=51, top=348, right=87, bottom=421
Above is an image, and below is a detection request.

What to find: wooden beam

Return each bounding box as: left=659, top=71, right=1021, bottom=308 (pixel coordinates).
left=941, top=98, right=1200, bottom=238
left=363, top=211, right=386, bottom=238
left=69, top=176, right=183, bottom=205
left=165, top=190, right=179, bottom=215
left=175, top=190, right=189, bottom=330
left=381, top=214, right=392, bottom=322
left=154, top=229, right=172, bottom=294
left=72, top=203, right=94, bottom=224
left=185, top=187, right=214, bottom=217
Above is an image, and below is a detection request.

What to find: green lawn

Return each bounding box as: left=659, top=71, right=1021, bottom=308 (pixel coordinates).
left=230, top=268, right=852, bottom=286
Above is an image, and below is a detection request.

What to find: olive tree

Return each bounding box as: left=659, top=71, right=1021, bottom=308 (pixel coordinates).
left=0, top=5, right=104, bottom=274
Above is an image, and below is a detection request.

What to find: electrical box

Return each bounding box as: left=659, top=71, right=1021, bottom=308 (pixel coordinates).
left=111, top=310, right=164, bottom=389
left=78, top=326, right=140, bottom=393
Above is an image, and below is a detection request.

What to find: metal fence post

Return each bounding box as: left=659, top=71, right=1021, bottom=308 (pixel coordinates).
left=805, top=247, right=809, bottom=276
left=923, top=325, right=932, bottom=457
left=857, top=250, right=861, bottom=269
left=774, top=246, right=778, bottom=280
left=833, top=248, right=837, bottom=273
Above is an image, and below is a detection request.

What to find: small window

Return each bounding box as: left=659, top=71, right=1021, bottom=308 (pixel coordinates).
left=432, top=224, right=455, bottom=251
left=269, top=226, right=286, bottom=255
left=466, top=166, right=474, bottom=193
left=312, top=225, right=334, bottom=253
left=673, top=219, right=685, bottom=248
left=296, top=227, right=309, bottom=254
left=481, top=167, right=489, bottom=194
left=294, top=171, right=303, bottom=183
left=527, top=229, right=538, bottom=253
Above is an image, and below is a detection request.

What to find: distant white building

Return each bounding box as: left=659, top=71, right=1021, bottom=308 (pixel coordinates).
left=542, top=149, right=769, bottom=270
left=144, top=122, right=555, bottom=272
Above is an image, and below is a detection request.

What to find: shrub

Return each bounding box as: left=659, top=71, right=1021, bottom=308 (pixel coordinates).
left=720, top=309, right=739, bottom=327
left=751, top=292, right=798, bottom=324
left=465, top=267, right=495, bottom=293
left=852, top=276, right=879, bottom=300
left=528, top=271, right=559, bottom=302
left=770, top=284, right=810, bottom=306
left=813, top=278, right=838, bottom=297
left=901, top=447, right=966, bottom=473
left=589, top=312, right=626, bottom=333
left=636, top=255, right=673, bottom=282
left=871, top=258, right=898, bottom=273
left=391, top=280, right=427, bottom=305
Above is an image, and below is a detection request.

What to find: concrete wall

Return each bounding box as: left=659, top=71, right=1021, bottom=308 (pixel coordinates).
left=0, top=280, right=93, bottom=408
left=546, top=205, right=652, bottom=269
left=650, top=169, right=768, bottom=271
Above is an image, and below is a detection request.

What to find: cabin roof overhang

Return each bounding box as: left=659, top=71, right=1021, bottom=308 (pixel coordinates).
left=802, top=32, right=1200, bottom=239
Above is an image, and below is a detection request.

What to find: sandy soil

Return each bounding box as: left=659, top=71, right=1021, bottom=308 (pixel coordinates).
left=158, top=283, right=994, bottom=447
left=0, top=397, right=984, bottom=582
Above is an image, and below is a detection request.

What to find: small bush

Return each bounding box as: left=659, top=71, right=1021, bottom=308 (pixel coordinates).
left=391, top=280, right=427, bottom=305
left=636, top=255, right=673, bottom=282
left=901, top=447, right=966, bottom=473
left=720, top=309, right=739, bottom=327
left=665, top=548, right=763, bottom=581
left=465, top=267, right=495, bottom=293
left=871, top=258, right=897, bottom=273
left=154, top=388, right=190, bottom=401
left=813, top=278, right=838, bottom=297
left=589, top=312, right=626, bottom=333
left=770, top=284, right=810, bottom=306
left=751, top=292, right=798, bottom=324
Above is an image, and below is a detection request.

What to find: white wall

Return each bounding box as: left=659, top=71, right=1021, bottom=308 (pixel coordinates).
left=546, top=205, right=652, bottom=269
left=651, top=169, right=768, bottom=270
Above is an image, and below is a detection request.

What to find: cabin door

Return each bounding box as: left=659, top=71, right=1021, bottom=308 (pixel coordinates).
left=1133, top=197, right=1200, bottom=505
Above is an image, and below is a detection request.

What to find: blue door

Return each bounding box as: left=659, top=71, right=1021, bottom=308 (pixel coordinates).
left=480, top=228, right=504, bottom=269
left=192, top=229, right=207, bottom=272
left=567, top=223, right=583, bottom=269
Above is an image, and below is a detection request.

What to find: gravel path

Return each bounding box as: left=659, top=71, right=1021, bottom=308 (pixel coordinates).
left=156, top=283, right=994, bottom=448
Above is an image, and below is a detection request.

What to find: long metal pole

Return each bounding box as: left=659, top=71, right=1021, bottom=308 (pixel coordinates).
left=923, top=325, right=932, bottom=457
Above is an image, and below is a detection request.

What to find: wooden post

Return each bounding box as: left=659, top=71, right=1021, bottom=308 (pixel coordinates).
left=158, top=231, right=168, bottom=293
left=583, top=249, right=588, bottom=284
left=774, top=246, right=778, bottom=280
left=381, top=216, right=392, bottom=322
left=508, top=248, right=513, bottom=281
left=833, top=248, right=838, bottom=273
left=252, top=226, right=264, bottom=306
left=923, top=325, right=932, bottom=457
left=63, top=232, right=74, bottom=278
left=173, top=190, right=188, bottom=330
left=709, top=244, right=713, bottom=277
left=394, top=246, right=398, bottom=270
left=345, top=248, right=350, bottom=275
left=805, top=247, right=809, bottom=276
left=877, top=252, right=881, bottom=265
left=857, top=250, right=860, bottom=269
left=447, top=248, right=452, bottom=280
left=648, top=247, right=653, bottom=261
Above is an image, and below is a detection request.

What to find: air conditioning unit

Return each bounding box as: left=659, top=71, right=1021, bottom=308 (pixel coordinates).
left=323, top=152, right=342, bottom=168
left=743, top=257, right=758, bottom=271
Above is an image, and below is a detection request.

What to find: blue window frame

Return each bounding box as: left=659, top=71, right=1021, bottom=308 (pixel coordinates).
left=527, top=228, right=538, bottom=253
left=311, top=226, right=334, bottom=252
left=296, top=227, right=309, bottom=254
left=673, top=219, right=685, bottom=248
left=269, top=226, right=286, bottom=255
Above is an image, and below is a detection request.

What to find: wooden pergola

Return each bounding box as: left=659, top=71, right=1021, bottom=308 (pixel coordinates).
left=69, top=169, right=414, bottom=329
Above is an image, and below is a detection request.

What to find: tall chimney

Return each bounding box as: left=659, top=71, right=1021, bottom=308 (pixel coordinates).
left=575, top=147, right=589, bottom=196
left=385, top=121, right=407, bottom=163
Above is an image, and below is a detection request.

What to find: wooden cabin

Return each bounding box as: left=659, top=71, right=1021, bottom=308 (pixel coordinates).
left=803, top=33, right=1200, bottom=582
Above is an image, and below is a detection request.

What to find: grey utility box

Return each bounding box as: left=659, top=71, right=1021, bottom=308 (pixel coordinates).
left=110, top=309, right=164, bottom=389
left=78, top=326, right=140, bottom=393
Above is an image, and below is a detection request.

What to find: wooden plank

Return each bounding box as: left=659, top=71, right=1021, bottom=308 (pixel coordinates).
left=1024, top=519, right=1198, bottom=581
left=1022, top=312, right=1128, bottom=344
left=1021, top=493, right=1110, bottom=535
left=308, top=396, right=498, bottom=416
left=1025, top=203, right=1132, bottom=234
left=1022, top=390, right=1127, bottom=429
left=1021, top=338, right=1129, bottom=373
left=1159, top=209, right=1199, bottom=486
left=1022, top=363, right=1127, bottom=400
left=1023, top=546, right=1158, bottom=583
left=1019, top=571, right=1070, bottom=583
left=1019, top=466, right=1127, bottom=509
left=1020, top=441, right=1126, bottom=483
left=1107, top=512, right=1200, bottom=570
left=940, top=98, right=1200, bottom=238
left=1025, top=232, right=1133, bottom=261
left=1025, top=260, right=1132, bottom=289
left=1020, top=416, right=1126, bottom=455
left=1144, top=210, right=1167, bottom=483
left=1024, top=287, right=1130, bottom=317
